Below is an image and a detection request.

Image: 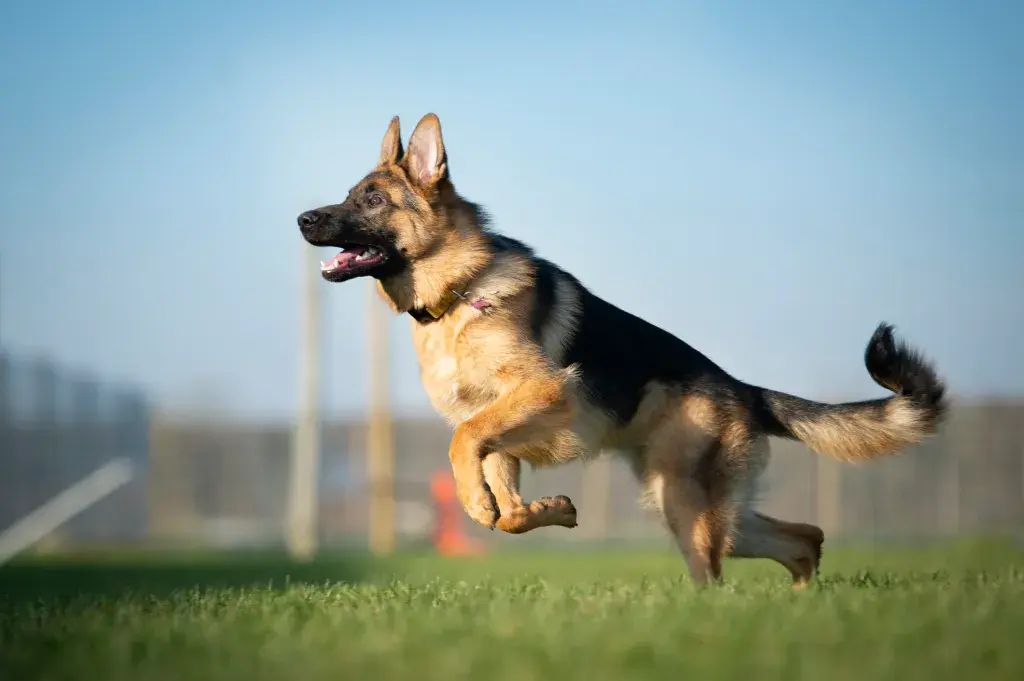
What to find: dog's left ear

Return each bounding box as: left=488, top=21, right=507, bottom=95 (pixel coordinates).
left=379, top=116, right=404, bottom=167
left=405, top=113, right=447, bottom=187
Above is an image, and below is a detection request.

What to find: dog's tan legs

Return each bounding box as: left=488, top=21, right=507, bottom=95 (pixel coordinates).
left=729, top=511, right=824, bottom=588
left=481, top=451, right=522, bottom=513
left=449, top=376, right=572, bottom=529
left=651, top=472, right=731, bottom=586
left=482, top=453, right=577, bottom=534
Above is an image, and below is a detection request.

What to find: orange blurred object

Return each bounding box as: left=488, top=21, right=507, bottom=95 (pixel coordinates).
left=429, top=470, right=486, bottom=556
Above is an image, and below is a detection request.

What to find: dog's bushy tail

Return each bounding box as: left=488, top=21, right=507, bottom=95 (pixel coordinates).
left=751, top=323, right=948, bottom=462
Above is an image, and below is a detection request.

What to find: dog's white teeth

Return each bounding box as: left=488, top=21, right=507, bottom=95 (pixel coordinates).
left=320, top=260, right=329, bottom=270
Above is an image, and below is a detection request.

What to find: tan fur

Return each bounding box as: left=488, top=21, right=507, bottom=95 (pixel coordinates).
left=788, top=397, right=929, bottom=462
left=376, top=218, right=494, bottom=314
left=308, top=113, right=945, bottom=586
left=483, top=451, right=577, bottom=534
left=731, top=512, right=825, bottom=588
left=634, top=385, right=743, bottom=585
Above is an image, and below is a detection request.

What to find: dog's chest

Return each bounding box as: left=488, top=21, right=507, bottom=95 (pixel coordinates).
left=411, top=317, right=497, bottom=424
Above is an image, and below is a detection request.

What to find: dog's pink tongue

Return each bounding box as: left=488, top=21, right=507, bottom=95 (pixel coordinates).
left=324, top=246, right=367, bottom=270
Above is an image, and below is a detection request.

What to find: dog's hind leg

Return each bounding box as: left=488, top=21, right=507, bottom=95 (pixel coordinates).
left=482, top=453, right=577, bottom=534
left=729, top=511, right=824, bottom=588
left=723, top=438, right=824, bottom=586
left=644, top=427, right=736, bottom=586
left=650, top=468, right=734, bottom=586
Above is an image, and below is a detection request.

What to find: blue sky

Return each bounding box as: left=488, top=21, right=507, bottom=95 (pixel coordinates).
left=1, top=0, right=1021, bottom=419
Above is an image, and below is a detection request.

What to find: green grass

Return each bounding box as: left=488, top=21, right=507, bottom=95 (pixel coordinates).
left=1, top=541, right=1022, bottom=681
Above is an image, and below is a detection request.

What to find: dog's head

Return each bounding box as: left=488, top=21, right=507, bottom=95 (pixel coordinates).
left=297, top=113, right=460, bottom=284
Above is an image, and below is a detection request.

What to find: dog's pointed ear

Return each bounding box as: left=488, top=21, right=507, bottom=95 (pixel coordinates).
left=405, top=113, right=447, bottom=186
left=379, top=116, right=404, bottom=167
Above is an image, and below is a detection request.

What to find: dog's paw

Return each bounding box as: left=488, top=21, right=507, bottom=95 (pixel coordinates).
left=531, top=495, right=577, bottom=529
left=463, top=494, right=499, bottom=529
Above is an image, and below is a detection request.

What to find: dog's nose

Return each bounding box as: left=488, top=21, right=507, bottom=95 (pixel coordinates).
left=297, top=210, right=325, bottom=230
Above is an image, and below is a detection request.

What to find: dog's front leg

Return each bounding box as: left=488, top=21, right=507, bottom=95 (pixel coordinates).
left=448, top=375, right=571, bottom=529
left=447, top=425, right=497, bottom=528
left=483, top=452, right=577, bottom=534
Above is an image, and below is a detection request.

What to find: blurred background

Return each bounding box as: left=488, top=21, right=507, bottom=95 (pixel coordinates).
left=1, top=0, right=1022, bottom=563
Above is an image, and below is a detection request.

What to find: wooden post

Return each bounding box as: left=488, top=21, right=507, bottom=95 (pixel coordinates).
left=366, top=280, right=395, bottom=555
left=816, top=454, right=842, bottom=541
left=944, top=408, right=965, bottom=538
left=286, top=244, right=322, bottom=561
left=581, top=455, right=613, bottom=541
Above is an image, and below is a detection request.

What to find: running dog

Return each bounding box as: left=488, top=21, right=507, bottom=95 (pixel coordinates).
left=297, top=113, right=947, bottom=586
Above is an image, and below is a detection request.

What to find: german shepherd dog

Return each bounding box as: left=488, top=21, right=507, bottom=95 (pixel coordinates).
left=297, top=113, right=947, bottom=586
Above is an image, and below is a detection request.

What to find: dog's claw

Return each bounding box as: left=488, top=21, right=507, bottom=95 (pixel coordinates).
left=464, top=497, right=499, bottom=529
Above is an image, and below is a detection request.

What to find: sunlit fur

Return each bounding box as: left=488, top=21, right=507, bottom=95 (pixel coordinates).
left=298, top=114, right=948, bottom=586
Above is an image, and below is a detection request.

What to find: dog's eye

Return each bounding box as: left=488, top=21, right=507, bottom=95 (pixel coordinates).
left=368, top=193, right=384, bottom=207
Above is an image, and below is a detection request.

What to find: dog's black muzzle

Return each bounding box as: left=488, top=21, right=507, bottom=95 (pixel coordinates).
left=298, top=208, right=342, bottom=246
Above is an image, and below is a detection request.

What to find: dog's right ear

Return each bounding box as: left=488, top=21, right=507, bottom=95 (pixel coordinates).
left=404, top=113, right=447, bottom=187
left=378, top=116, right=404, bottom=167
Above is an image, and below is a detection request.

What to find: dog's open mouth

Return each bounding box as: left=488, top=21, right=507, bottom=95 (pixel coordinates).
left=319, top=244, right=389, bottom=281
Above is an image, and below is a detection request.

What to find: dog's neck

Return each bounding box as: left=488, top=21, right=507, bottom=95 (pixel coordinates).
left=376, top=224, right=494, bottom=317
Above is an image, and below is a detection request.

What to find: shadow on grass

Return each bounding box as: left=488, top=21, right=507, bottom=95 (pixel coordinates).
left=0, top=550, right=382, bottom=605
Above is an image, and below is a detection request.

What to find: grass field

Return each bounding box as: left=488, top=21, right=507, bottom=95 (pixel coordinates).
left=1, top=540, right=1022, bottom=681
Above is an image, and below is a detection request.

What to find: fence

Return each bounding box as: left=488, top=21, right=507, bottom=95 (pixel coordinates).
left=0, top=350, right=150, bottom=548
left=2, top=346, right=1021, bottom=553
left=146, top=400, right=1024, bottom=552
